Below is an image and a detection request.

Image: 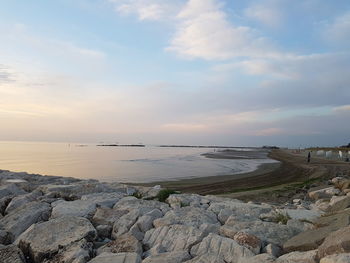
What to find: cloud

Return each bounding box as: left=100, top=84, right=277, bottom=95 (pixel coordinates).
left=324, top=11, right=350, bottom=47
left=167, top=0, right=278, bottom=60
left=0, top=65, right=15, bottom=84
left=244, top=0, right=284, bottom=27
left=108, top=0, right=183, bottom=21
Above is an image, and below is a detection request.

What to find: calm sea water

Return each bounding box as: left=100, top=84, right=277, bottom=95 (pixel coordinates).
left=0, top=141, right=276, bottom=183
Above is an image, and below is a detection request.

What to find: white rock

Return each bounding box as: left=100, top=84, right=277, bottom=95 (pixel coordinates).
left=142, top=251, right=191, bottom=263
left=185, top=253, right=225, bottom=263
left=81, top=192, right=125, bottom=208
left=238, top=253, right=276, bottom=263
left=276, top=249, right=318, bottom=263
left=320, top=253, right=350, bottom=263
left=51, top=200, right=97, bottom=219
left=88, top=252, right=141, bottom=263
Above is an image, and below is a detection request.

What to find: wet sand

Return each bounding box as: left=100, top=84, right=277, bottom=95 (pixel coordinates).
left=141, top=149, right=350, bottom=196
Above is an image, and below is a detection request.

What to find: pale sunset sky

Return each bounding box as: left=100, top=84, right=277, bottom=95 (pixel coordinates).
left=0, top=0, right=349, bottom=147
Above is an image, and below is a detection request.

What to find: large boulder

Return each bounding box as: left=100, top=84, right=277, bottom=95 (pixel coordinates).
left=0, top=201, right=51, bottom=242
left=276, top=250, right=318, bottom=263
left=0, top=184, right=26, bottom=199
left=142, top=251, right=191, bottom=263
left=5, top=190, right=42, bottom=214
left=113, top=197, right=170, bottom=214
left=308, top=187, right=339, bottom=200
left=153, top=207, right=219, bottom=228
left=327, top=196, right=350, bottom=213
left=97, top=234, right=142, bottom=256
left=92, top=207, right=128, bottom=226
left=87, top=252, right=141, bottom=263
left=143, top=224, right=205, bottom=252
left=81, top=192, right=125, bottom=208
left=284, top=209, right=350, bottom=252
left=190, top=233, right=255, bottom=263
left=0, top=244, right=26, bottom=263
left=16, top=216, right=97, bottom=263
left=185, top=253, right=225, bottom=263
left=237, top=253, right=276, bottom=263
left=51, top=200, right=96, bottom=219
left=318, top=226, right=350, bottom=258
left=320, top=253, right=350, bottom=263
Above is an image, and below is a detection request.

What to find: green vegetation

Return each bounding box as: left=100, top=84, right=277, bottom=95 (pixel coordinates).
left=272, top=212, right=291, bottom=225
left=156, top=189, right=177, bottom=202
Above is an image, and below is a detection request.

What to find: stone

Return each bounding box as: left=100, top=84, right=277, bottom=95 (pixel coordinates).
left=5, top=190, right=42, bottom=214
left=318, top=226, right=350, bottom=258
left=276, top=250, right=318, bottom=263
left=238, top=253, right=276, bottom=263
left=43, top=239, right=93, bottom=263
left=81, top=192, right=125, bottom=208
left=218, top=208, right=234, bottom=224
left=185, top=253, right=225, bottom=263
left=309, top=187, right=336, bottom=200
left=0, top=184, right=26, bottom=199
left=51, top=200, right=97, bottom=219
left=92, top=207, right=128, bottom=226
left=320, top=253, right=350, bottom=263
left=128, top=209, right=163, bottom=241
left=221, top=219, right=302, bottom=246
left=153, top=207, right=218, bottom=228
left=233, top=231, right=262, bottom=254
left=190, top=233, right=255, bottom=263
left=96, top=225, right=112, bottom=239
left=143, top=224, right=205, bottom=252
left=0, top=201, right=51, bottom=242
left=327, top=196, right=350, bottom=212
left=113, top=198, right=170, bottom=215
left=286, top=219, right=313, bottom=232
left=0, top=196, right=12, bottom=215
left=0, top=230, right=11, bottom=245
left=87, top=252, right=141, bottom=263
left=0, top=244, right=26, bottom=263
left=142, top=251, right=191, bottom=263
left=97, top=234, right=142, bottom=256
left=263, top=243, right=283, bottom=258
left=199, top=223, right=220, bottom=236
left=112, top=210, right=140, bottom=239
left=284, top=209, right=350, bottom=252
left=16, top=216, right=97, bottom=263
left=280, top=208, right=322, bottom=222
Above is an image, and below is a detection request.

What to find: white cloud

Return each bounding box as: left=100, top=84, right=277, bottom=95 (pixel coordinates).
left=109, top=0, right=183, bottom=21
left=324, top=11, right=350, bottom=46
left=167, top=0, right=278, bottom=60
left=244, top=1, right=284, bottom=27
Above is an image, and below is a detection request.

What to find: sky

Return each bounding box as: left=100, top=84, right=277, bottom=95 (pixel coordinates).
left=0, top=0, right=349, bottom=147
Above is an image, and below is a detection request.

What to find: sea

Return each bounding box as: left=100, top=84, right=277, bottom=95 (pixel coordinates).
left=0, top=141, right=277, bottom=183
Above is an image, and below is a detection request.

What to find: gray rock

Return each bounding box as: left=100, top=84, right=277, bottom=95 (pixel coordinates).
left=233, top=231, right=262, bottom=254
left=276, top=250, right=318, bottom=263
left=318, top=225, right=350, bottom=258
left=238, top=253, right=276, bottom=263
left=320, top=253, right=350, bottom=263
left=262, top=243, right=283, bottom=258
left=309, top=187, right=337, bottom=200
left=142, top=251, right=191, bottom=263
left=5, top=190, right=42, bottom=214
left=221, top=219, right=301, bottom=246
left=81, top=192, right=125, bottom=208
left=190, top=233, right=255, bottom=263
left=143, top=224, right=205, bottom=252
left=96, top=225, right=112, bottom=239
left=128, top=209, right=163, bottom=241
left=0, top=244, right=26, bottom=263
left=113, top=197, right=170, bottom=214
left=153, top=207, right=218, bottom=228
left=51, top=200, right=97, bottom=219
left=199, top=223, right=220, bottom=236
left=87, top=252, right=141, bottom=263
left=112, top=210, right=140, bottom=239
left=0, top=201, right=51, bottom=242
left=0, top=184, right=26, bottom=199
left=16, top=216, right=97, bottom=263
left=92, top=207, right=128, bottom=226
left=0, top=196, right=12, bottom=215
left=327, top=196, right=350, bottom=212
left=97, top=234, right=142, bottom=256
left=0, top=230, right=11, bottom=245
left=185, top=253, right=225, bottom=263
left=280, top=208, right=322, bottom=222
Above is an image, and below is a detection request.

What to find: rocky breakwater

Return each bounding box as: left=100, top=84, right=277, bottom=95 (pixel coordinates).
left=0, top=169, right=350, bottom=263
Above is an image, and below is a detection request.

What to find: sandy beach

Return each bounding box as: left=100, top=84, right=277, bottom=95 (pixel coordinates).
left=144, top=149, right=350, bottom=200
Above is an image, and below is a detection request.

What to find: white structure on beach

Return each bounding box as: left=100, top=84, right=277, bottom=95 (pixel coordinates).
left=326, top=151, right=332, bottom=158
left=316, top=150, right=324, bottom=156
left=339, top=151, right=343, bottom=159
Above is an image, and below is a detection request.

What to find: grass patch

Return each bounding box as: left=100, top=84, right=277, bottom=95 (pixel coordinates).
left=156, top=189, right=177, bottom=202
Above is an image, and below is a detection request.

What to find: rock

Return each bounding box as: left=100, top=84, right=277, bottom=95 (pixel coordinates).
left=221, top=219, right=301, bottom=246
left=309, top=187, right=336, bottom=200
left=166, top=194, right=210, bottom=209
left=0, top=196, right=12, bottom=215
left=87, top=252, right=141, bottom=263
left=190, top=233, right=255, bottom=263
left=16, top=216, right=97, bottom=263
left=5, top=190, right=42, bottom=214
left=81, top=192, right=125, bottom=208
left=332, top=178, right=350, bottom=191
left=263, top=243, right=282, bottom=257
left=199, top=223, right=220, bottom=236
left=286, top=219, right=313, bottom=232
left=320, top=253, right=350, bottom=263
left=113, top=198, right=170, bottom=215
left=276, top=250, right=318, bottom=263
left=233, top=231, right=262, bottom=254
left=0, top=184, right=26, bottom=199
left=218, top=208, right=234, bottom=224
left=43, top=239, right=93, bottom=263
left=96, top=225, right=112, bottom=239
left=112, top=210, right=140, bottom=239
left=185, top=253, right=225, bottom=263
left=129, top=209, right=163, bottom=241
left=327, top=196, right=350, bottom=212
left=153, top=207, right=218, bottom=228
left=318, top=225, right=350, bottom=258
left=142, top=251, right=191, bottom=263
left=313, top=200, right=331, bottom=212
left=0, top=230, right=11, bottom=245
left=284, top=209, right=350, bottom=252
left=92, top=207, right=128, bottom=226
left=143, top=224, right=205, bottom=252
left=0, top=201, right=51, bottom=242
left=238, top=253, right=276, bottom=263
left=51, top=200, right=97, bottom=219
left=97, top=234, right=142, bottom=256
left=0, top=244, right=26, bottom=263
left=280, top=208, right=322, bottom=222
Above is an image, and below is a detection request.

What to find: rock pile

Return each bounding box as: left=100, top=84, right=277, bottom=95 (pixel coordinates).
left=1, top=169, right=350, bottom=262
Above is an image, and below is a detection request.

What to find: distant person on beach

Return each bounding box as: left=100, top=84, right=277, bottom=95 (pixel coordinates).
left=307, top=152, right=311, bottom=163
